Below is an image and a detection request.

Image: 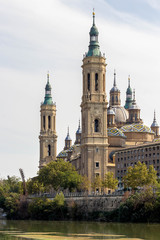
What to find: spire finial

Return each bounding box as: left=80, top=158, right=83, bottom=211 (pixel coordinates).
left=154, top=110, right=156, bottom=121
left=78, top=119, right=80, bottom=128
left=128, top=75, right=130, bottom=88
left=114, top=69, right=116, bottom=87
left=47, top=71, right=49, bottom=83
left=67, top=126, right=69, bottom=136
left=93, top=8, right=95, bottom=25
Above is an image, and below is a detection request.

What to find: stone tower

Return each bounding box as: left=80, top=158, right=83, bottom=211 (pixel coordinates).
left=151, top=110, right=159, bottom=137
left=109, top=70, right=121, bottom=107
left=81, top=11, right=108, bottom=190
left=127, top=89, right=143, bottom=124
left=39, top=73, right=57, bottom=168
left=64, top=127, right=72, bottom=150
left=124, top=76, right=133, bottom=109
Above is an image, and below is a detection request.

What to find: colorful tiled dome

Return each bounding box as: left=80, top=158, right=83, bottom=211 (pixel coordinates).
left=107, top=127, right=126, bottom=138
left=153, top=138, right=160, bottom=142
left=57, top=150, right=68, bottom=158
left=121, top=123, right=154, bottom=133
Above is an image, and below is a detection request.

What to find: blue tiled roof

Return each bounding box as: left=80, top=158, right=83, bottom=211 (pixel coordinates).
left=107, top=127, right=126, bottom=138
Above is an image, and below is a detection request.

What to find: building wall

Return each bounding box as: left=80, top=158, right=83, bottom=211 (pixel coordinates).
left=115, top=142, right=160, bottom=188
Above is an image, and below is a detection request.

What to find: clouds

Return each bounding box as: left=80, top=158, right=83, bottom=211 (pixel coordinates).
left=0, top=0, right=160, bottom=179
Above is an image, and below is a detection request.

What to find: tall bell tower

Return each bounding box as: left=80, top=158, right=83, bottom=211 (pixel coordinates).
left=81, top=11, right=108, bottom=188
left=39, top=73, right=57, bottom=168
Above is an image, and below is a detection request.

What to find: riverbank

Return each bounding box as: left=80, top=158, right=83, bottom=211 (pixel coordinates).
left=1, top=188, right=160, bottom=223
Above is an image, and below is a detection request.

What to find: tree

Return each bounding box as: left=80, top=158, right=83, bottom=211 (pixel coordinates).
left=102, top=172, right=118, bottom=190
left=77, top=175, right=90, bottom=192
left=91, top=175, right=102, bottom=192
left=123, top=161, right=158, bottom=190
left=26, top=177, right=46, bottom=194
left=38, top=159, right=82, bottom=191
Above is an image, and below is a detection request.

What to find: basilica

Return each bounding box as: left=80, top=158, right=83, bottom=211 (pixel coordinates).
left=39, top=12, right=160, bottom=189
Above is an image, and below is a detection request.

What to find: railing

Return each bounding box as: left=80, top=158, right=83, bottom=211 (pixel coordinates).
left=28, top=191, right=124, bottom=199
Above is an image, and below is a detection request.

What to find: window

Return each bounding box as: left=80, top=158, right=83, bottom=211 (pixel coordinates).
left=116, top=96, right=118, bottom=102
left=96, top=162, right=99, bottom=168
left=95, top=73, right=98, bottom=91
left=48, top=145, right=51, bottom=156
left=87, top=73, right=90, bottom=91
left=95, top=119, right=99, bottom=132
left=48, top=116, right=51, bottom=129
left=43, top=116, right=45, bottom=130
left=135, top=113, right=137, bottom=120
left=96, top=173, right=99, bottom=177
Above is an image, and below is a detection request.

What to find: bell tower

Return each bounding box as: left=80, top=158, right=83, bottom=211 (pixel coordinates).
left=39, top=73, right=57, bottom=168
left=81, top=11, right=108, bottom=190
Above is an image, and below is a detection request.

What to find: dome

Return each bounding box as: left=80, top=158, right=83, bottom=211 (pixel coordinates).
left=121, top=123, right=154, bottom=133
left=45, top=82, right=51, bottom=91
left=90, top=25, right=98, bottom=36
left=153, top=138, right=160, bottom=142
left=57, top=150, right=68, bottom=158
left=151, top=121, right=159, bottom=127
left=65, top=134, right=72, bottom=141
left=112, top=106, right=129, bottom=123
left=107, top=108, right=115, bottom=115
left=127, top=87, right=132, bottom=95
left=108, top=127, right=126, bottom=138
left=110, top=86, right=120, bottom=93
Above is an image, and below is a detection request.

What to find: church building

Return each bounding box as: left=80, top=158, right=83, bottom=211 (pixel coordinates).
left=39, top=12, right=160, bottom=191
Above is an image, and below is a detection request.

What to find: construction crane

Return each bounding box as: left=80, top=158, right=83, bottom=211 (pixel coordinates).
left=19, top=168, right=27, bottom=195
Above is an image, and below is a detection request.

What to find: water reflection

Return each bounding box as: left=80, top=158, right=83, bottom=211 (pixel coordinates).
left=0, top=220, right=160, bottom=240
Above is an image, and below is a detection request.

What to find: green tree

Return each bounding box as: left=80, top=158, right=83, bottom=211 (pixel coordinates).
left=78, top=175, right=90, bottom=192
left=91, top=175, right=102, bottom=192
left=38, top=159, right=82, bottom=191
left=102, top=172, right=118, bottom=190
left=123, top=161, right=158, bottom=190
left=26, top=177, right=46, bottom=194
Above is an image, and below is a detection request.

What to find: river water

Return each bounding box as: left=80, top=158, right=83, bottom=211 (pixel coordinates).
left=0, top=220, right=160, bottom=240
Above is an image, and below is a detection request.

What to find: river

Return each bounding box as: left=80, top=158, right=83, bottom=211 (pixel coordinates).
left=0, top=220, right=160, bottom=240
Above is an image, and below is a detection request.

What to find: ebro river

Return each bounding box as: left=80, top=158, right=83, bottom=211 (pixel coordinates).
left=0, top=220, right=160, bottom=240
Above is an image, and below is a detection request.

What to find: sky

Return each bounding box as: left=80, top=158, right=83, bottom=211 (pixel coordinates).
left=0, top=0, right=160, bottom=179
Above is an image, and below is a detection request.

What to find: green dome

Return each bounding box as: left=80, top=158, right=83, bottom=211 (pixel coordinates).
left=43, top=74, right=53, bottom=105
left=126, top=87, right=132, bottom=95
left=90, top=25, right=99, bottom=36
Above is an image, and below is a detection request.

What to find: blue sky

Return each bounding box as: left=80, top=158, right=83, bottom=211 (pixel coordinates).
left=0, top=0, right=160, bottom=179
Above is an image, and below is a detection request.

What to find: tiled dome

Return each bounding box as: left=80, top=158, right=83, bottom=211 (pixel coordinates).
left=107, top=127, right=126, bottom=138
left=121, top=123, right=154, bottom=133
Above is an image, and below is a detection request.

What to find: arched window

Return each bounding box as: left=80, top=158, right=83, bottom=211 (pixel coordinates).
left=95, top=119, right=99, bottom=132
left=48, top=145, right=51, bottom=156
left=43, top=116, right=45, bottom=130
left=112, top=96, right=114, bottom=104
left=87, top=73, right=90, bottom=91
left=116, top=96, right=118, bottom=102
left=95, top=73, right=98, bottom=91
left=131, top=113, right=133, bottom=121
left=48, top=116, right=51, bottom=129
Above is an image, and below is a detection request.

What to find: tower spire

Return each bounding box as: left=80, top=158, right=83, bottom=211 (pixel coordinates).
left=93, top=8, right=95, bottom=25
left=86, top=10, right=100, bottom=57
left=47, top=71, right=49, bottom=83
left=154, top=109, right=156, bottom=122
left=43, top=72, right=53, bottom=105
left=114, top=69, right=116, bottom=87
left=128, top=75, right=130, bottom=88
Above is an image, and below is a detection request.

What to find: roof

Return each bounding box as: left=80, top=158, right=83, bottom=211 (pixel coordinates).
left=112, top=106, right=129, bottom=123
left=121, top=123, right=154, bottom=133
left=107, top=127, right=126, bottom=138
